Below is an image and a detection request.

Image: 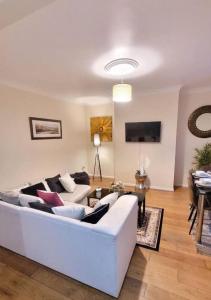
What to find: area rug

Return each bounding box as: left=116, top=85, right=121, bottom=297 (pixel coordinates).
left=137, top=207, right=164, bottom=251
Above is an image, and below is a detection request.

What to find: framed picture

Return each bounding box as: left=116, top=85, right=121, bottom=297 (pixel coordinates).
left=90, top=116, right=112, bottom=142
left=29, top=117, right=62, bottom=140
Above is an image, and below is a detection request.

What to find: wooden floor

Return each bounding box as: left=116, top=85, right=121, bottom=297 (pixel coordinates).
left=0, top=178, right=211, bottom=300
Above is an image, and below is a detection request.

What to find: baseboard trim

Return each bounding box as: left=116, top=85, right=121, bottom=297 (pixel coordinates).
left=124, top=182, right=174, bottom=192
left=88, top=174, right=114, bottom=180
left=174, top=184, right=188, bottom=188
left=89, top=176, right=175, bottom=192
left=150, top=185, right=175, bottom=192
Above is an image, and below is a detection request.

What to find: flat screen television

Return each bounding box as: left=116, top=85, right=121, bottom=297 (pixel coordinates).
left=125, top=121, right=161, bottom=142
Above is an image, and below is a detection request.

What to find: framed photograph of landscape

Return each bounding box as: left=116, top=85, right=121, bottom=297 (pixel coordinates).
left=29, top=117, right=62, bottom=140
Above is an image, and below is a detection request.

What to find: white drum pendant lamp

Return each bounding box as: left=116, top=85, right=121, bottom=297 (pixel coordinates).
left=113, top=83, right=132, bottom=102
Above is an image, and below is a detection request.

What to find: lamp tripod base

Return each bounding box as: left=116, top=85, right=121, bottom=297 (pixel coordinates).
left=93, top=148, right=102, bottom=181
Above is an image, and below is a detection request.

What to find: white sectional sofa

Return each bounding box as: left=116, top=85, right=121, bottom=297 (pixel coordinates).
left=0, top=180, right=91, bottom=207
left=0, top=194, right=138, bottom=297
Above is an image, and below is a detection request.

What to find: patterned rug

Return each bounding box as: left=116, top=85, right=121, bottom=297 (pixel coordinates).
left=137, top=207, right=164, bottom=251
left=192, top=210, right=211, bottom=255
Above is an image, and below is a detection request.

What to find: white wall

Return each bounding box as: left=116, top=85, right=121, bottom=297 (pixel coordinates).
left=1, top=83, right=210, bottom=192
left=0, top=84, right=88, bottom=190
left=84, top=87, right=211, bottom=191
left=114, top=90, right=180, bottom=191
left=174, top=89, right=211, bottom=186
left=85, top=103, right=114, bottom=178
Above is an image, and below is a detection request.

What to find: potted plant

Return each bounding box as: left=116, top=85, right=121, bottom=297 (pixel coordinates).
left=193, top=143, right=211, bottom=171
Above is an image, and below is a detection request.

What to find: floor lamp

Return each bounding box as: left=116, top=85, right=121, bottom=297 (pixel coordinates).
left=93, top=133, right=102, bottom=181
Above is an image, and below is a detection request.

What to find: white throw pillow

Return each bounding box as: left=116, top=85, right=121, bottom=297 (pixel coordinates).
left=52, top=205, right=85, bottom=220
left=42, top=180, right=51, bottom=192
left=63, top=201, right=94, bottom=214
left=59, top=173, right=76, bottom=193
left=19, top=194, right=44, bottom=207
left=94, top=192, right=119, bottom=209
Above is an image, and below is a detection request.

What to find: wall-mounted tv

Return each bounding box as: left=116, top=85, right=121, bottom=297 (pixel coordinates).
left=125, top=121, right=161, bottom=142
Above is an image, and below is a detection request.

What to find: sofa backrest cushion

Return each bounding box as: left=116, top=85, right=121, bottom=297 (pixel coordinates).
left=81, top=204, right=109, bottom=224
left=21, top=182, right=46, bottom=196
left=29, top=201, right=54, bottom=214
left=45, top=174, right=65, bottom=193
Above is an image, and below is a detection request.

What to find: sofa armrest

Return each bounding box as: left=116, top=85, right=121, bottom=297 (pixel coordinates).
left=94, top=195, right=138, bottom=296
left=94, top=195, right=138, bottom=235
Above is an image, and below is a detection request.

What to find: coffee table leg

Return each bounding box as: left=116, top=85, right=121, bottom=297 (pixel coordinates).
left=143, top=197, right=145, bottom=219
left=138, top=201, right=143, bottom=227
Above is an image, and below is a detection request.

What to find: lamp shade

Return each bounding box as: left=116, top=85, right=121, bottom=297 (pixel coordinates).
left=113, top=83, right=132, bottom=102
left=93, top=133, right=101, bottom=147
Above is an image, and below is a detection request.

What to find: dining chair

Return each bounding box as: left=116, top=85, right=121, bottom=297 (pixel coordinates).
left=188, top=175, right=211, bottom=235
left=188, top=176, right=198, bottom=234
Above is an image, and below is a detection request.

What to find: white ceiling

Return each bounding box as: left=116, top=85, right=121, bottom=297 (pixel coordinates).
left=0, top=0, right=211, bottom=103
left=0, top=0, right=56, bottom=29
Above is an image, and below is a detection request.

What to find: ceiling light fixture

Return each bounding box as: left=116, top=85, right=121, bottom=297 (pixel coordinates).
left=104, top=58, right=139, bottom=76
left=113, top=83, right=132, bottom=102
left=105, top=58, right=138, bottom=102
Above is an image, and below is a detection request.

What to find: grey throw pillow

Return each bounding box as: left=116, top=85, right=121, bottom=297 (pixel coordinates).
left=0, top=190, right=20, bottom=206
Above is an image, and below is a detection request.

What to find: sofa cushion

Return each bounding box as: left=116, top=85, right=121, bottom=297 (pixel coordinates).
left=81, top=204, right=109, bottom=224
left=71, top=172, right=90, bottom=185
left=59, top=173, right=76, bottom=193
left=60, top=184, right=91, bottom=204
left=29, top=201, right=54, bottom=214
left=94, top=192, right=119, bottom=209
left=0, top=190, right=20, bottom=206
left=21, top=182, right=46, bottom=196
left=19, top=194, right=44, bottom=207
left=37, top=190, right=64, bottom=206
left=62, top=200, right=94, bottom=215
left=45, top=174, right=65, bottom=193
left=52, top=205, right=85, bottom=220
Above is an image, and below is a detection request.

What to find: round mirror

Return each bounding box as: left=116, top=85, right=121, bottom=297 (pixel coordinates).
left=196, top=113, right=211, bottom=131
left=188, top=105, right=211, bottom=138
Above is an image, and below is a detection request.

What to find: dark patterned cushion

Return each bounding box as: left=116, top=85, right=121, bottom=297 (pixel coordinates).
left=29, top=201, right=54, bottom=214
left=81, top=204, right=109, bottom=224
left=21, top=182, right=46, bottom=197
left=45, top=174, right=65, bottom=193
left=71, top=172, right=90, bottom=185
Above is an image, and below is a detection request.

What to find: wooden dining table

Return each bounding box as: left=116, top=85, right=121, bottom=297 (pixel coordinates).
left=193, top=174, right=211, bottom=245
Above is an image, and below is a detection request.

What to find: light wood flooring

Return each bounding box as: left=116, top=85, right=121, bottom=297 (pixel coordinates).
left=0, top=178, right=211, bottom=300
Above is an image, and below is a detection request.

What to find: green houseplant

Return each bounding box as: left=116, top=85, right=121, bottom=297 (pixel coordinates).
left=193, top=143, right=211, bottom=171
